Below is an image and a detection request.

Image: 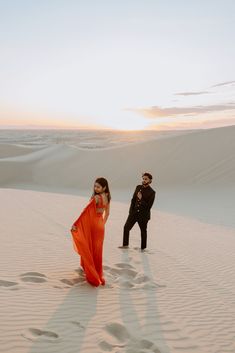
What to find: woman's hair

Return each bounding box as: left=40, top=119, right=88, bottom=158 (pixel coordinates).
left=92, top=177, right=111, bottom=203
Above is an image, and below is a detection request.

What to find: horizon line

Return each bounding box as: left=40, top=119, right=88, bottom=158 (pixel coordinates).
left=0, top=124, right=235, bottom=132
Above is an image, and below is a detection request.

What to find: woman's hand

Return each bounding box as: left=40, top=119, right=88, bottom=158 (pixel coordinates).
left=71, top=225, right=77, bottom=231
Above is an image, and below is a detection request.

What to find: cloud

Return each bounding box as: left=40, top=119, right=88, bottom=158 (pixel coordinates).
left=149, top=117, right=235, bottom=130
left=175, top=91, right=210, bottom=96
left=128, top=103, right=235, bottom=119
left=174, top=80, right=235, bottom=96
left=211, top=80, right=235, bottom=88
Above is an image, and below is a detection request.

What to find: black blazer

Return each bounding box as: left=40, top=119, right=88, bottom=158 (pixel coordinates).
left=129, top=184, right=156, bottom=220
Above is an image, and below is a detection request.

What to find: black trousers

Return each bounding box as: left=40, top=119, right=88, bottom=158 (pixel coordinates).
left=123, top=212, right=149, bottom=249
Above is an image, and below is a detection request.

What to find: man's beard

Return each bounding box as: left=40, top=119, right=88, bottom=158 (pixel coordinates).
left=142, top=181, right=149, bottom=186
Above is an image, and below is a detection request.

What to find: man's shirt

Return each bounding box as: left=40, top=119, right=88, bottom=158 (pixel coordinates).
left=129, top=184, right=156, bottom=220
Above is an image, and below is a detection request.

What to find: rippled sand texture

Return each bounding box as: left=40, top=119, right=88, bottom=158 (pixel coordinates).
left=0, top=189, right=235, bottom=353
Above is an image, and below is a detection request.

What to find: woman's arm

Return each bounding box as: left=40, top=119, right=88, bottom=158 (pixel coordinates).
left=103, top=202, right=110, bottom=224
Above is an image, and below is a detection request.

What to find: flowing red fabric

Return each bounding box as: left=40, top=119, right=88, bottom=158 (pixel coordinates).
left=70, top=196, right=105, bottom=287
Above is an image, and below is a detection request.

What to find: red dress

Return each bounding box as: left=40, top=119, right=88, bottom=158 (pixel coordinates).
left=70, top=194, right=107, bottom=287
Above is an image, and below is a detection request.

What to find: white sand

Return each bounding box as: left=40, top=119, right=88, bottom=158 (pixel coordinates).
left=1, top=126, right=234, bottom=190
left=0, top=125, right=235, bottom=227
left=0, top=189, right=235, bottom=353
left=0, top=125, right=235, bottom=353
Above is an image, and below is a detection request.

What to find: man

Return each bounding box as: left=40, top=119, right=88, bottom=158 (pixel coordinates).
left=119, top=172, right=156, bottom=251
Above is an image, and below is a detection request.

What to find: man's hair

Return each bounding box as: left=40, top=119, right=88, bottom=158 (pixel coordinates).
left=142, top=172, right=153, bottom=180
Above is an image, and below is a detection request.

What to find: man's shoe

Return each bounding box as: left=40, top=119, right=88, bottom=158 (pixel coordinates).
left=118, top=245, right=129, bottom=249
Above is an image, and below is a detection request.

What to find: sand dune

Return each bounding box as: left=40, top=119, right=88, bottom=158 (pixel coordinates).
left=0, top=143, right=45, bottom=158
left=1, top=125, right=234, bottom=227
left=0, top=126, right=234, bottom=190
left=1, top=126, right=235, bottom=352
left=0, top=188, right=235, bottom=353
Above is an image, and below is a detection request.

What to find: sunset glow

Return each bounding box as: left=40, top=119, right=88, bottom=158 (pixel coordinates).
left=0, top=1, right=235, bottom=130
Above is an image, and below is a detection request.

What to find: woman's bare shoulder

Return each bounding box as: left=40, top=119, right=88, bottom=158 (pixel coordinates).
left=101, top=193, right=109, bottom=205
left=94, top=194, right=101, bottom=204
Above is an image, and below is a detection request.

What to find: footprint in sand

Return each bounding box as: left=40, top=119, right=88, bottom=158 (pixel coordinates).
left=111, top=268, right=138, bottom=279
left=113, top=263, right=137, bottom=278
left=60, top=277, right=85, bottom=286
left=99, top=322, right=130, bottom=350
left=103, top=265, right=110, bottom=271
left=69, top=321, right=85, bottom=329
left=122, top=264, right=165, bottom=289
left=115, top=263, right=135, bottom=269
left=1, top=273, right=49, bottom=290
left=133, top=273, right=166, bottom=289
left=99, top=322, right=161, bottom=353
left=21, top=328, right=60, bottom=342
left=134, top=273, right=150, bottom=284
left=20, top=272, right=47, bottom=283
left=0, top=279, right=18, bottom=288
left=104, top=263, right=166, bottom=290
left=74, top=267, right=85, bottom=275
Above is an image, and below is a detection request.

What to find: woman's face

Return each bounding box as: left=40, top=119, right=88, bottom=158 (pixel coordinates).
left=94, top=182, right=105, bottom=194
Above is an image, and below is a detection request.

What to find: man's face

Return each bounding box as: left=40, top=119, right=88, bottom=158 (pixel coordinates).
left=142, top=175, right=151, bottom=186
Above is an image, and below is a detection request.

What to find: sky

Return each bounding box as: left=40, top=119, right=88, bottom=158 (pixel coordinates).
left=0, top=0, right=235, bottom=130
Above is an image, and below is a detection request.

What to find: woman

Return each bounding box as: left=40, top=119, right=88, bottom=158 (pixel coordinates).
left=70, top=177, right=111, bottom=287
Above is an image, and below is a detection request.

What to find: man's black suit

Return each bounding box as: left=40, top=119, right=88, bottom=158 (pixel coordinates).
left=123, top=184, right=156, bottom=249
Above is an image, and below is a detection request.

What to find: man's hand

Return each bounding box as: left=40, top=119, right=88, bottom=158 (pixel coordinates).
left=137, top=191, right=142, bottom=200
